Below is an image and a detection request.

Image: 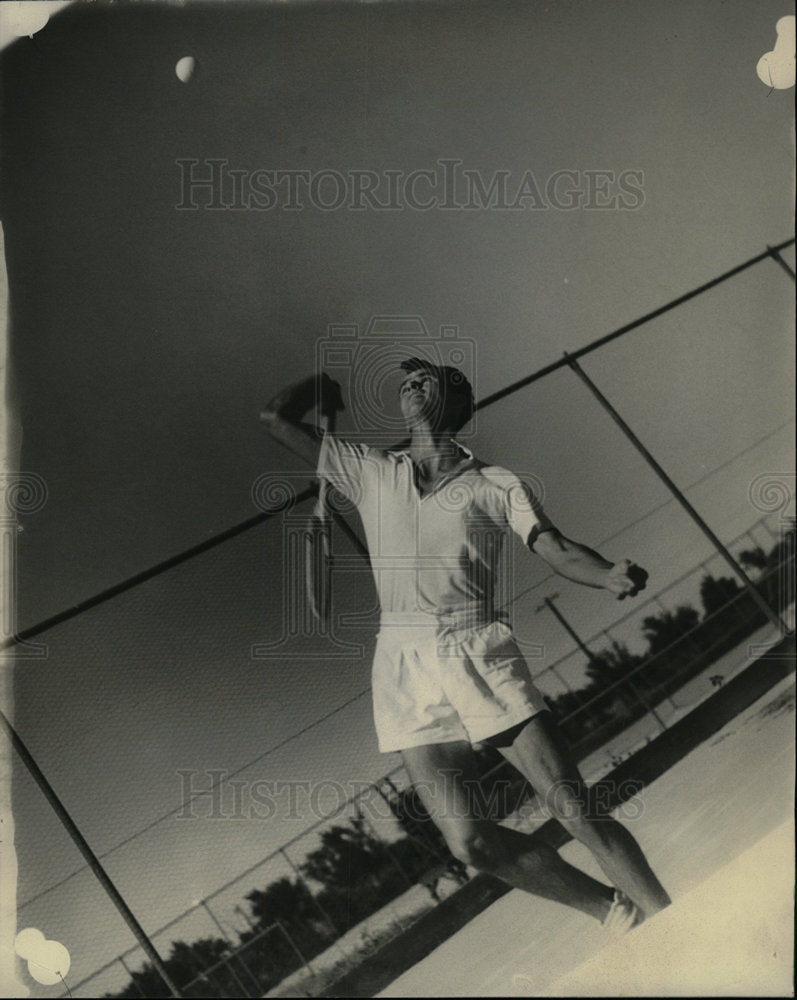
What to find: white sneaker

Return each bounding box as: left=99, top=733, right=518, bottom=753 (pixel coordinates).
left=602, top=889, right=639, bottom=936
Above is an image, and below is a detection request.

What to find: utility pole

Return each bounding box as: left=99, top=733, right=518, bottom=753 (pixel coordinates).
left=537, top=593, right=594, bottom=662
left=537, top=593, right=667, bottom=732
left=234, top=905, right=255, bottom=934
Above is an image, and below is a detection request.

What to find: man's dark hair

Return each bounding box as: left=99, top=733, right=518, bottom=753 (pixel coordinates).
left=400, top=356, right=475, bottom=431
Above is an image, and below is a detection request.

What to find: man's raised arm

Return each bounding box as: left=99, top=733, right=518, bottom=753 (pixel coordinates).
left=530, top=527, right=648, bottom=600
left=260, top=373, right=343, bottom=468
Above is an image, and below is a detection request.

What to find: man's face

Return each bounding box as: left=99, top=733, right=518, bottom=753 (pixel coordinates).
left=399, top=368, right=463, bottom=429
left=399, top=369, right=440, bottom=424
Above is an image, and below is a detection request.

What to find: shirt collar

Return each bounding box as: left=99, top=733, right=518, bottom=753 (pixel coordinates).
left=389, top=439, right=473, bottom=459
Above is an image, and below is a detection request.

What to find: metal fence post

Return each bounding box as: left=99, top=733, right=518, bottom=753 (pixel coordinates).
left=118, top=955, right=147, bottom=998
left=766, top=244, right=796, bottom=280
left=198, top=899, right=261, bottom=997
left=0, top=711, right=183, bottom=998
left=279, top=848, right=345, bottom=949
left=564, top=353, right=790, bottom=635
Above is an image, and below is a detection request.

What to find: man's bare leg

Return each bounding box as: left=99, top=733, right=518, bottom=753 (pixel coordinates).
left=402, top=740, right=616, bottom=923
left=501, top=712, right=671, bottom=920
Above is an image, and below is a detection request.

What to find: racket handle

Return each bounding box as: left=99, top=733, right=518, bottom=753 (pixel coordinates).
left=305, top=407, right=335, bottom=624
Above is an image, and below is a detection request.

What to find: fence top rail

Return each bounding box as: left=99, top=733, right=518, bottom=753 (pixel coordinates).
left=6, top=238, right=794, bottom=653
left=476, top=236, right=795, bottom=411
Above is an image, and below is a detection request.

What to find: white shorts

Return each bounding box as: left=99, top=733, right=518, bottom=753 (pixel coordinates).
left=372, top=612, right=549, bottom=753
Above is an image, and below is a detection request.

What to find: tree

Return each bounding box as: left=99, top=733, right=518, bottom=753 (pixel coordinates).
left=106, top=937, right=233, bottom=999
left=738, top=546, right=768, bottom=573
left=246, top=874, right=335, bottom=970
left=641, top=605, right=700, bottom=655
left=300, top=810, right=391, bottom=891
left=638, top=604, right=702, bottom=689
left=246, top=876, right=318, bottom=929
left=549, top=687, right=605, bottom=728
left=583, top=641, right=644, bottom=713
left=699, top=574, right=742, bottom=618
left=384, top=783, right=448, bottom=854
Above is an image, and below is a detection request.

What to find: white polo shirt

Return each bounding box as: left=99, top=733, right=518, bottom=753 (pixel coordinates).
left=318, top=434, right=552, bottom=618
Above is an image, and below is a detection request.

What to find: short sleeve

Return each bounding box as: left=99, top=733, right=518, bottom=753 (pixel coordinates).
left=504, top=477, right=553, bottom=545
left=481, top=466, right=553, bottom=545
left=317, top=434, right=373, bottom=506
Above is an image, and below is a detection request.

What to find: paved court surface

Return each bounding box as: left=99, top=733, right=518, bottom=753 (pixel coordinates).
left=544, top=819, right=793, bottom=996
left=377, top=675, right=795, bottom=998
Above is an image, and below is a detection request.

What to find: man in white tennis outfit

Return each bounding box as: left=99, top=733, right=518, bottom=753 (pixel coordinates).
left=263, top=358, right=670, bottom=932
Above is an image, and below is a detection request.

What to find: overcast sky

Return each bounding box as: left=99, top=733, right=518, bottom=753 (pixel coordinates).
left=1, top=0, right=794, bottom=994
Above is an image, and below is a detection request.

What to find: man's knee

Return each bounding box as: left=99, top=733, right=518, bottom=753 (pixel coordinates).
left=542, top=778, right=588, bottom=818
left=445, top=825, right=502, bottom=871
left=537, top=779, right=602, bottom=844
left=557, top=808, right=617, bottom=851
left=445, top=824, right=555, bottom=874
left=542, top=779, right=607, bottom=842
